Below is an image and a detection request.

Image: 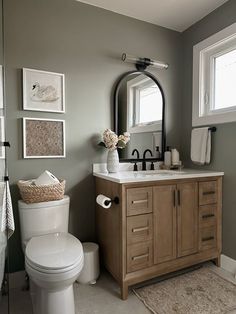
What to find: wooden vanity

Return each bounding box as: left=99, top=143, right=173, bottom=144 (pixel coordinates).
left=94, top=170, right=223, bottom=300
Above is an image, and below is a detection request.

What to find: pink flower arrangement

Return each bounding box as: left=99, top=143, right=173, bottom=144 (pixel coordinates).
left=99, top=129, right=130, bottom=151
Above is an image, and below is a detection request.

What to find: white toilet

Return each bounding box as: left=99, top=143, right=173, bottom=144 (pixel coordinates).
left=18, top=196, right=84, bottom=314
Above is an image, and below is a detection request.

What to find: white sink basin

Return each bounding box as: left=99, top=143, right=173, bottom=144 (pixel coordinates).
left=110, top=170, right=186, bottom=180
left=135, top=170, right=186, bottom=176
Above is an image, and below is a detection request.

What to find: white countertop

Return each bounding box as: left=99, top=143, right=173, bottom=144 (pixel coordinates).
left=93, top=167, right=224, bottom=184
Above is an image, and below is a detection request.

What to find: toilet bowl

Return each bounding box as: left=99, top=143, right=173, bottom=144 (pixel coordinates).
left=25, top=232, right=84, bottom=314
left=18, top=196, right=83, bottom=314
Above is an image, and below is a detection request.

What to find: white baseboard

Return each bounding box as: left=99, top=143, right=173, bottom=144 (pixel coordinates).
left=9, top=270, right=26, bottom=289
left=221, top=254, right=236, bottom=276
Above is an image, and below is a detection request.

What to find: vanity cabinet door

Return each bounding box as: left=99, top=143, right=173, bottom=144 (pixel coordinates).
left=153, top=185, right=177, bottom=264
left=177, top=182, right=198, bottom=257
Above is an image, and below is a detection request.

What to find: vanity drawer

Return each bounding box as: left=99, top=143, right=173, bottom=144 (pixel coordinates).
left=127, top=214, right=153, bottom=245
left=199, top=226, right=217, bottom=251
left=127, top=187, right=152, bottom=216
left=127, top=241, right=153, bottom=273
left=199, top=204, right=217, bottom=227
left=199, top=181, right=217, bottom=205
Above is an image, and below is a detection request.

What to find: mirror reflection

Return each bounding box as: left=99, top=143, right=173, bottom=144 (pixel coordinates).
left=115, top=71, right=165, bottom=160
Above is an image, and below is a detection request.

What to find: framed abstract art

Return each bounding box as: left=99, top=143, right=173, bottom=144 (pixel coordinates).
left=23, top=117, right=65, bottom=158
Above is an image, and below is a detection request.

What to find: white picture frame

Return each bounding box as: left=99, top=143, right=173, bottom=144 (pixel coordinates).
left=0, top=116, right=5, bottom=159
left=23, top=117, right=66, bottom=159
left=0, top=66, right=3, bottom=109
left=23, top=68, right=65, bottom=113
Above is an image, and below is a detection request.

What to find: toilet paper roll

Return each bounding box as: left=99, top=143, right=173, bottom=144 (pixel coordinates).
left=96, top=194, right=112, bottom=209
left=35, top=170, right=60, bottom=186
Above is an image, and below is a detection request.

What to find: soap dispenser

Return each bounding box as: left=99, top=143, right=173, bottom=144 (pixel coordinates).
left=155, top=146, right=160, bottom=159
left=164, top=146, right=171, bottom=167
left=171, top=148, right=180, bottom=165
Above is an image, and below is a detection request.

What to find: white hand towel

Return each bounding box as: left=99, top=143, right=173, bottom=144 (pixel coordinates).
left=206, top=131, right=211, bottom=164
left=191, top=127, right=211, bottom=165
left=0, top=181, right=15, bottom=239
left=0, top=232, right=7, bottom=289
left=0, top=181, right=14, bottom=290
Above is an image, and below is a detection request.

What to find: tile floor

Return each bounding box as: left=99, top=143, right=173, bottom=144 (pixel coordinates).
left=0, top=270, right=150, bottom=314
left=1, top=264, right=236, bottom=314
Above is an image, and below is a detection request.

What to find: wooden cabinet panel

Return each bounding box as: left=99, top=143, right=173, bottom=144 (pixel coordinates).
left=127, top=187, right=152, bottom=216
left=127, top=241, right=153, bottom=273
left=177, top=182, right=198, bottom=257
left=199, top=204, right=217, bottom=227
left=199, top=226, right=217, bottom=251
left=199, top=181, right=217, bottom=205
left=153, top=185, right=177, bottom=264
left=127, top=214, right=153, bottom=245
left=95, top=175, right=222, bottom=300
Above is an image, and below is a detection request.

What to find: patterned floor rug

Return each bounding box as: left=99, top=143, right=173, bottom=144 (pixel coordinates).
left=133, top=267, right=236, bottom=314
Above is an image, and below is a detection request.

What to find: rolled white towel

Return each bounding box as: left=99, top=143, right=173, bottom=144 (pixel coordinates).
left=35, top=170, right=60, bottom=186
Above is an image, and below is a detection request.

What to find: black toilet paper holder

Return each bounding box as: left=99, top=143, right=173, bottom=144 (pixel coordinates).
left=104, top=197, right=119, bottom=206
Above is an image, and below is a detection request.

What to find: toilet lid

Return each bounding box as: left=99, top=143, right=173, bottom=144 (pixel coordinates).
left=26, top=233, right=83, bottom=270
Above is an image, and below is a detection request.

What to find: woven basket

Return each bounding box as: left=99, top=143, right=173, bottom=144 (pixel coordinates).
left=17, top=179, right=66, bottom=204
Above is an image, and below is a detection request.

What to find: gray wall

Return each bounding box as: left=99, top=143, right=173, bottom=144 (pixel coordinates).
left=5, top=0, right=183, bottom=271
left=181, top=0, right=236, bottom=259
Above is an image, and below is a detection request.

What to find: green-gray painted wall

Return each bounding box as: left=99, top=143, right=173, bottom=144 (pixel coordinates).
left=5, top=0, right=183, bottom=271
left=181, top=0, right=236, bottom=259
left=6, top=0, right=236, bottom=273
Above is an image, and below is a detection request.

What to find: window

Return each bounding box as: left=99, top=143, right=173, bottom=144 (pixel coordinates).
left=138, top=83, right=162, bottom=124
left=192, top=23, right=236, bottom=126
left=127, top=75, right=163, bottom=133
left=214, top=49, right=236, bottom=111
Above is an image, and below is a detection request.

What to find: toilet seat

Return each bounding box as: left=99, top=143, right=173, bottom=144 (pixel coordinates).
left=26, top=255, right=84, bottom=275
left=26, top=232, right=83, bottom=274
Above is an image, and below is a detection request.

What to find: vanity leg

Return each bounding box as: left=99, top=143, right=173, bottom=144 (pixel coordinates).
left=121, top=283, right=128, bottom=300
left=213, top=255, right=221, bottom=267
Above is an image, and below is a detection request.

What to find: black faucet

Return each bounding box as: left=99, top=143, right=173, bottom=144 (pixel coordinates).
left=132, top=149, right=140, bottom=159
left=142, top=149, right=153, bottom=170
left=132, top=149, right=140, bottom=171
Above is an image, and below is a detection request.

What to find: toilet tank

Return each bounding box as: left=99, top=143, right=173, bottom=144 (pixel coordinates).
left=18, top=196, right=70, bottom=251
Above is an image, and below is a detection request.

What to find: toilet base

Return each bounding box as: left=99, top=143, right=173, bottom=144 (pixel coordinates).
left=30, top=280, right=75, bottom=314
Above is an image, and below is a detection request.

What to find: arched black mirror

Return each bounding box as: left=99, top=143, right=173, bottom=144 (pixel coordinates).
left=114, top=70, right=166, bottom=161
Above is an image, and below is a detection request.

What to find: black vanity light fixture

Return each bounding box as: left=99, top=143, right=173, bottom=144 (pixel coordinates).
left=122, top=53, right=169, bottom=71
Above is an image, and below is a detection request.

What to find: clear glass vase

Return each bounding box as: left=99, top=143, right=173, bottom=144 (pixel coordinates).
left=107, top=149, right=119, bottom=173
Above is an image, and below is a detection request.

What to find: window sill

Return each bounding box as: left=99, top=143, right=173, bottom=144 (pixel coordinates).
left=128, top=122, right=162, bottom=134
left=192, top=110, right=236, bottom=126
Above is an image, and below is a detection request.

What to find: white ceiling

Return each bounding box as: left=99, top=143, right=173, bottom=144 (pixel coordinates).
left=76, top=0, right=228, bottom=32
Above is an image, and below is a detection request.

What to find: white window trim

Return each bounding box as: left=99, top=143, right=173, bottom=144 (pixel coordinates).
left=192, top=22, right=236, bottom=127
left=127, top=75, right=162, bottom=134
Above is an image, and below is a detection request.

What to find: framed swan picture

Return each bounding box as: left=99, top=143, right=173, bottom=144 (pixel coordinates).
left=23, top=68, right=65, bottom=113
